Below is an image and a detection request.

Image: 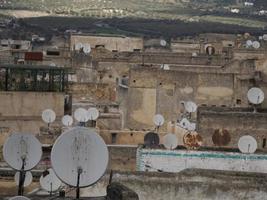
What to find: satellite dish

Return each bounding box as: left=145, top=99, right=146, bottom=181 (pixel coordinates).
left=212, top=129, right=231, bottom=146
left=238, top=135, right=257, bottom=154
left=184, top=101, right=197, bottom=113
left=246, top=40, right=253, bottom=47
left=183, top=131, right=203, bottom=150
left=42, top=109, right=56, bottom=124
left=263, top=34, right=267, bottom=41
left=247, top=87, right=264, bottom=104
left=153, top=114, right=165, bottom=126
left=187, top=122, right=196, bottom=131
left=40, top=168, right=62, bottom=193
left=62, top=115, right=73, bottom=126
left=144, top=132, right=160, bottom=148
left=74, top=108, right=89, bottom=123
left=51, top=127, right=108, bottom=197
left=87, top=108, right=100, bottom=120
left=75, top=43, right=83, bottom=51
left=3, top=133, right=42, bottom=171
left=192, top=52, right=197, bottom=57
left=206, top=46, right=215, bottom=55
left=259, top=36, right=263, bottom=40
left=252, top=41, right=260, bottom=49
left=163, top=133, right=178, bottom=150
left=83, top=43, right=91, bottom=54
left=15, top=171, right=32, bottom=187
left=179, top=118, right=191, bottom=129
left=9, top=197, right=30, bottom=200
left=49, top=63, right=56, bottom=67
left=160, top=39, right=167, bottom=47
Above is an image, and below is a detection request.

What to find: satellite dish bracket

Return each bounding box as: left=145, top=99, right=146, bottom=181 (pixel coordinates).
left=76, top=167, right=83, bottom=199
left=18, top=158, right=26, bottom=196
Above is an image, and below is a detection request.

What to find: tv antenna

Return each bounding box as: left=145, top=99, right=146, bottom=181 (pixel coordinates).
left=42, top=109, right=56, bottom=127
left=51, top=127, right=109, bottom=199
left=153, top=114, right=165, bottom=131
left=3, top=133, right=42, bottom=195
left=40, top=168, right=62, bottom=196
left=74, top=108, right=89, bottom=126
left=15, top=171, right=32, bottom=187
left=163, top=133, right=178, bottom=150
left=238, top=135, right=257, bottom=154
left=247, top=87, right=264, bottom=112
left=144, top=132, right=160, bottom=148
left=62, top=115, right=73, bottom=127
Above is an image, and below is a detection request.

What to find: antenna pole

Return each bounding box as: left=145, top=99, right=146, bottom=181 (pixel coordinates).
left=50, top=183, right=52, bottom=196
left=76, top=167, right=82, bottom=199
left=18, top=158, right=26, bottom=195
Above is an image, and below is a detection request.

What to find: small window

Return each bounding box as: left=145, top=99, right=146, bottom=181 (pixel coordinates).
left=236, top=99, right=241, bottom=105
left=47, top=51, right=60, bottom=56
left=263, top=138, right=266, bottom=148
left=111, top=133, right=117, bottom=144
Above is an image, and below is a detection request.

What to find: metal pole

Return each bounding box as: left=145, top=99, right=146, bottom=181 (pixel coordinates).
left=18, top=158, right=26, bottom=195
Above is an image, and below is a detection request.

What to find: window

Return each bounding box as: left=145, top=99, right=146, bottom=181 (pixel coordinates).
left=236, top=99, right=241, bottom=105
left=111, top=133, right=117, bottom=144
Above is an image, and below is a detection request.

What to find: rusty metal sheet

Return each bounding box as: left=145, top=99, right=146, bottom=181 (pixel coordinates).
left=183, top=131, right=203, bottom=150
left=212, top=129, right=231, bottom=146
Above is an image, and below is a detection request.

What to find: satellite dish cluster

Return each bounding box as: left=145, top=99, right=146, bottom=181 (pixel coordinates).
left=3, top=107, right=106, bottom=199
left=74, top=43, right=91, bottom=54
left=246, top=40, right=261, bottom=49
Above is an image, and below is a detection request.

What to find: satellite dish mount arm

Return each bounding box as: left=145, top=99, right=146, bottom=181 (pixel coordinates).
left=76, top=167, right=83, bottom=199
left=18, top=157, right=26, bottom=195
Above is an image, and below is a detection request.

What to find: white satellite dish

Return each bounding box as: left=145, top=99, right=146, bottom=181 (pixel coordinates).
left=87, top=107, right=100, bottom=120
left=263, top=34, right=267, bottom=41
left=160, top=39, right=167, bottom=47
left=163, top=133, right=178, bottom=150
left=259, top=36, right=263, bottom=40
left=153, top=114, right=165, bottom=126
left=246, top=40, right=253, bottom=47
left=75, top=43, right=83, bottom=51
left=49, top=63, right=56, bottom=67
left=184, top=101, right=197, bottom=113
left=15, top=171, right=32, bottom=187
left=247, top=87, right=264, bottom=105
left=51, top=127, right=108, bottom=198
left=179, top=118, right=191, bottom=129
left=74, top=108, right=89, bottom=123
left=62, top=115, right=73, bottom=126
left=3, top=133, right=42, bottom=171
left=42, top=109, right=56, bottom=124
left=83, top=43, right=91, bottom=54
left=192, top=52, right=197, bottom=57
left=187, top=122, right=196, bottom=131
left=252, top=41, right=260, bottom=49
left=238, top=135, right=257, bottom=154
left=40, top=168, right=62, bottom=193
left=9, top=197, right=31, bottom=200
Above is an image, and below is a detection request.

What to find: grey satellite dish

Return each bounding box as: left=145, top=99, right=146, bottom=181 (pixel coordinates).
left=15, top=171, right=32, bottom=187
left=144, top=132, right=160, bottom=148
left=252, top=41, right=260, bottom=49
left=185, top=101, right=197, bottom=113
left=263, top=34, right=267, bottom=41
left=246, top=40, right=253, bottom=47
left=83, top=43, right=91, bottom=54
left=62, top=115, right=73, bottom=127
left=51, top=127, right=109, bottom=199
left=3, top=133, right=42, bottom=195
left=9, top=197, right=30, bottom=200
left=238, top=135, right=257, bottom=154
left=75, top=43, right=83, bottom=51
left=247, top=87, right=264, bottom=105
left=87, top=108, right=99, bottom=120
left=163, top=133, right=178, bottom=150
left=40, top=168, right=62, bottom=194
left=74, top=108, right=89, bottom=123
left=42, top=109, right=56, bottom=124
left=192, top=52, right=198, bottom=57
left=179, top=118, right=191, bottom=129
left=153, top=114, right=165, bottom=127
left=160, top=39, right=167, bottom=47
left=259, top=36, right=263, bottom=40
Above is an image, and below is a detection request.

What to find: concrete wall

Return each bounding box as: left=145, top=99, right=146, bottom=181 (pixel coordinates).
left=70, top=35, right=144, bottom=52
left=136, top=148, right=267, bottom=173
left=197, top=107, right=267, bottom=148
left=0, top=92, right=65, bottom=133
